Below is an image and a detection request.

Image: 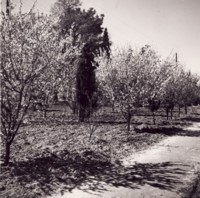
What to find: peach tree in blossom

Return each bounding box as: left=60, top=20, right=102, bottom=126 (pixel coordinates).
left=0, top=10, right=76, bottom=165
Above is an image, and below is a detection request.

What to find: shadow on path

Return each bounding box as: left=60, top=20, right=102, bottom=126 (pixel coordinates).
left=135, top=123, right=200, bottom=137
left=180, top=116, right=200, bottom=122
left=1, top=149, right=189, bottom=197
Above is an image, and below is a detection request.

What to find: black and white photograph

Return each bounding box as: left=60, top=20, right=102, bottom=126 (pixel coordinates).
left=0, top=0, right=200, bottom=197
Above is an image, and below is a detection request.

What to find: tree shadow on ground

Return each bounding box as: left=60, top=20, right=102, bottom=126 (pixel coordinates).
left=135, top=123, right=200, bottom=137
left=180, top=116, right=200, bottom=122
left=1, top=150, right=190, bottom=198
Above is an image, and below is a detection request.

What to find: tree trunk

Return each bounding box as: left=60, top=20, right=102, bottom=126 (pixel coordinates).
left=127, top=106, right=131, bottom=132
left=72, top=101, right=78, bottom=115
left=43, top=95, right=49, bottom=118
left=6, top=0, right=10, bottom=16
left=127, top=116, right=131, bottom=131
left=43, top=109, right=47, bottom=118
left=53, top=91, right=58, bottom=104
left=170, top=108, right=173, bottom=120
left=178, top=105, right=181, bottom=117
left=111, top=102, right=115, bottom=113
left=78, top=106, right=85, bottom=122
left=166, top=108, right=169, bottom=120
left=4, top=141, right=11, bottom=166
left=184, top=105, right=188, bottom=114
left=152, top=111, right=156, bottom=125
left=73, top=105, right=76, bottom=115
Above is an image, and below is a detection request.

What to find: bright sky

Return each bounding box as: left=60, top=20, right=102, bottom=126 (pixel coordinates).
left=1, top=0, right=200, bottom=74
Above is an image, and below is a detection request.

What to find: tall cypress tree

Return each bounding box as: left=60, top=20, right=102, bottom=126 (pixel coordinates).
left=52, top=0, right=111, bottom=121
left=75, top=28, right=111, bottom=122
left=76, top=44, right=97, bottom=121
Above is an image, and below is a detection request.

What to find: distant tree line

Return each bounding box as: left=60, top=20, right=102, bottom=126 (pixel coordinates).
left=97, top=45, right=200, bottom=130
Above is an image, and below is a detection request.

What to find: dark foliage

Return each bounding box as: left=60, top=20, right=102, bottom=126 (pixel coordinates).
left=76, top=44, right=98, bottom=121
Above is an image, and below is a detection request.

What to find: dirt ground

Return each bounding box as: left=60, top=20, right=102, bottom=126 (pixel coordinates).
left=0, top=106, right=200, bottom=198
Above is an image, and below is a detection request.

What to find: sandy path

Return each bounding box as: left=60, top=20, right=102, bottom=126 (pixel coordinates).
left=47, top=122, right=200, bottom=198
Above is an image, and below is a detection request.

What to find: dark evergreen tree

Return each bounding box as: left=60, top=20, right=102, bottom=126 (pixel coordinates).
left=52, top=0, right=111, bottom=121
left=76, top=44, right=97, bottom=121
